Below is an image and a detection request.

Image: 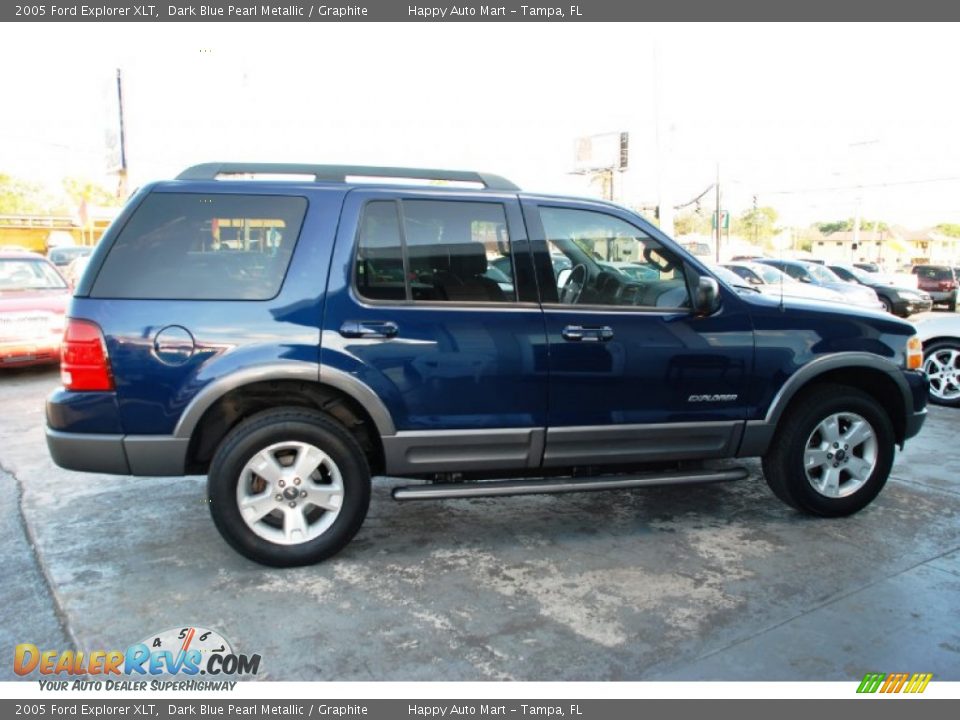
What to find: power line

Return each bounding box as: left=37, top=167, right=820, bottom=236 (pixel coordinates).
left=764, top=175, right=960, bottom=196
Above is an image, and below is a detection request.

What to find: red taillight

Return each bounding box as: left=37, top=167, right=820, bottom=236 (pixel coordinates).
left=61, top=319, right=114, bottom=391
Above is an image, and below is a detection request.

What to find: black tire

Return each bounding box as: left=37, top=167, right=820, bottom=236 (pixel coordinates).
left=948, top=298, right=957, bottom=313
left=761, top=384, right=895, bottom=517
left=923, top=341, right=960, bottom=408
left=207, top=408, right=371, bottom=567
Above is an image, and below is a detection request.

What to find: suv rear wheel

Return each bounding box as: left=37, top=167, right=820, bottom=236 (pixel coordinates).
left=207, top=408, right=371, bottom=567
left=762, top=384, right=895, bottom=517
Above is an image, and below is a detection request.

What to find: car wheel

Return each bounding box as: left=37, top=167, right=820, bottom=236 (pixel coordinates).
left=207, top=408, right=371, bottom=567
left=879, top=296, right=894, bottom=314
left=923, top=341, right=960, bottom=407
left=948, top=298, right=957, bottom=313
left=762, top=384, right=894, bottom=517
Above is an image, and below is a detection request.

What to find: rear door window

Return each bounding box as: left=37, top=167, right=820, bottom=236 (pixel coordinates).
left=91, top=193, right=307, bottom=300
left=354, top=199, right=516, bottom=303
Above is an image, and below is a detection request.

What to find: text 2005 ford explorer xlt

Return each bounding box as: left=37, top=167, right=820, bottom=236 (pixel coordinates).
left=45, top=164, right=928, bottom=566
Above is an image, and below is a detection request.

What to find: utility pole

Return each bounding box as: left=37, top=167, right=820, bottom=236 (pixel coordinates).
left=714, top=163, right=721, bottom=262
left=116, top=68, right=128, bottom=200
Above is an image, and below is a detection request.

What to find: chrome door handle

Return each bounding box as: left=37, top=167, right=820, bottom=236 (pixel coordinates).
left=339, top=320, right=399, bottom=339
left=561, top=325, right=613, bottom=342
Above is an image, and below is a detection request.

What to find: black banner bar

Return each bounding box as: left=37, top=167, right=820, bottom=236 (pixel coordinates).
left=2, top=699, right=959, bottom=720
left=4, top=0, right=960, bottom=22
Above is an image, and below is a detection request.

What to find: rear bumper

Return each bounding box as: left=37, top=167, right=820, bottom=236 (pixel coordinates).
left=45, top=427, right=189, bottom=476
left=0, top=340, right=60, bottom=366
left=926, top=289, right=957, bottom=304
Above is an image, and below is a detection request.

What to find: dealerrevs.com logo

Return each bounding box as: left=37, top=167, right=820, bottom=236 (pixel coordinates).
left=14, top=627, right=261, bottom=688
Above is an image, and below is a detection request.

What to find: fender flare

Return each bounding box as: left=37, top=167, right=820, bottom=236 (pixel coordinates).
left=172, top=361, right=396, bottom=440
left=762, top=352, right=910, bottom=427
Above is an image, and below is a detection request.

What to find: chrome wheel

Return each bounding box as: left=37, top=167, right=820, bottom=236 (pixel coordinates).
left=235, top=441, right=344, bottom=545
left=924, top=347, right=960, bottom=403
left=803, top=412, right=878, bottom=498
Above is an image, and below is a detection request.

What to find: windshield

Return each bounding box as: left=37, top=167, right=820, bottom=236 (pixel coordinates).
left=0, top=259, right=67, bottom=290
left=806, top=263, right=842, bottom=284
left=712, top=265, right=755, bottom=289
left=750, top=264, right=797, bottom=285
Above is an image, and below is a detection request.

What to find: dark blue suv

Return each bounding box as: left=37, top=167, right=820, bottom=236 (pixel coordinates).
left=45, top=163, right=929, bottom=566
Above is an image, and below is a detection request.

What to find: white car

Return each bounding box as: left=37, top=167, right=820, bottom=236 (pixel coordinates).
left=913, top=312, right=960, bottom=407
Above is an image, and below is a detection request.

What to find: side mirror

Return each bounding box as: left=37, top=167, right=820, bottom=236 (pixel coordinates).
left=694, top=276, right=721, bottom=315
left=799, top=276, right=812, bottom=283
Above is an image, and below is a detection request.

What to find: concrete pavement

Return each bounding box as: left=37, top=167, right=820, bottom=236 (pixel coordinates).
left=1, top=366, right=958, bottom=681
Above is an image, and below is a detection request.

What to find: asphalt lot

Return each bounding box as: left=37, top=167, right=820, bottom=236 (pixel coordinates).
left=1, top=365, right=958, bottom=681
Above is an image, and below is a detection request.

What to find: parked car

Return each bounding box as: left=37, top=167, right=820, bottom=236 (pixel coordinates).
left=47, top=245, right=93, bottom=269
left=0, top=251, right=70, bottom=367
left=827, top=263, right=932, bottom=317
left=911, top=265, right=957, bottom=311
left=913, top=313, right=960, bottom=406
left=723, top=261, right=846, bottom=304
left=63, top=255, right=91, bottom=288
left=755, top=258, right=884, bottom=310
left=45, top=163, right=928, bottom=567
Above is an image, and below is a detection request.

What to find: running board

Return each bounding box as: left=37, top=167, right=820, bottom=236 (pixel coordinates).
left=391, top=467, right=748, bottom=501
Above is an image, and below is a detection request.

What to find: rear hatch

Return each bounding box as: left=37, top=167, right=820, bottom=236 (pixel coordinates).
left=66, top=183, right=344, bottom=436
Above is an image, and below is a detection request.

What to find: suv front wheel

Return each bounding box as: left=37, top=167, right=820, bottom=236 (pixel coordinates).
left=207, top=408, right=371, bottom=567
left=762, top=384, right=895, bottom=517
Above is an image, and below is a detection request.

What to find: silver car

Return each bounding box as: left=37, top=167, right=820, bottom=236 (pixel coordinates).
left=755, top=259, right=884, bottom=310
left=723, top=261, right=847, bottom=304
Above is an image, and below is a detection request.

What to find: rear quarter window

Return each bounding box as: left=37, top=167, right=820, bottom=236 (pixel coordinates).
left=90, top=193, right=307, bottom=300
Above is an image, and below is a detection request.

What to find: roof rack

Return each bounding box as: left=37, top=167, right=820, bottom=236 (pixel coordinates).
left=176, top=163, right=520, bottom=191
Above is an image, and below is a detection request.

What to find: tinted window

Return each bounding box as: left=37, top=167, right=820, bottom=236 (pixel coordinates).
left=403, top=201, right=515, bottom=303
left=91, top=193, right=306, bottom=300
left=540, top=207, right=689, bottom=309
left=355, top=201, right=405, bottom=301
left=919, top=266, right=953, bottom=281
left=355, top=200, right=516, bottom=303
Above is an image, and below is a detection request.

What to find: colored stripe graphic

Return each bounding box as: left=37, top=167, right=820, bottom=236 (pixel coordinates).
left=857, top=672, right=932, bottom=694
left=857, top=673, right=886, bottom=693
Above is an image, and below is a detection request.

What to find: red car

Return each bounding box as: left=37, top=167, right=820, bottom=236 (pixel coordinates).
left=912, top=264, right=958, bottom=311
left=0, top=251, right=70, bottom=367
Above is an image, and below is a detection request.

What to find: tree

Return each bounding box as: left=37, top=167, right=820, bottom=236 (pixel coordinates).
left=673, top=209, right=712, bottom=236
left=0, top=173, right=121, bottom=217
left=816, top=218, right=888, bottom=235
left=732, top=206, right=779, bottom=243
left=62, top=177, right=121, bottom=208
left=0, top=173, right=53, bottom=215
left=935, top=223, right=960, bottom=238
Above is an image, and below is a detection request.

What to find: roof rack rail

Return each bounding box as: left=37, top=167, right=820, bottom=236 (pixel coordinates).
left=175, top=163, right=520, bottom=191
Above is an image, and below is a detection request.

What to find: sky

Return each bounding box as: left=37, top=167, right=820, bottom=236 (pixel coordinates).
left=2, top=22, right=959, bottom=229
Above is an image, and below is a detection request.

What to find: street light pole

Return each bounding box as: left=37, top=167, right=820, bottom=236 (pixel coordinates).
left=715, top=162, right=721, bottom=262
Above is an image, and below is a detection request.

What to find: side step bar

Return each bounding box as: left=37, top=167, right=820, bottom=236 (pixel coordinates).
left=392, top=467, right=748, bottom=501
